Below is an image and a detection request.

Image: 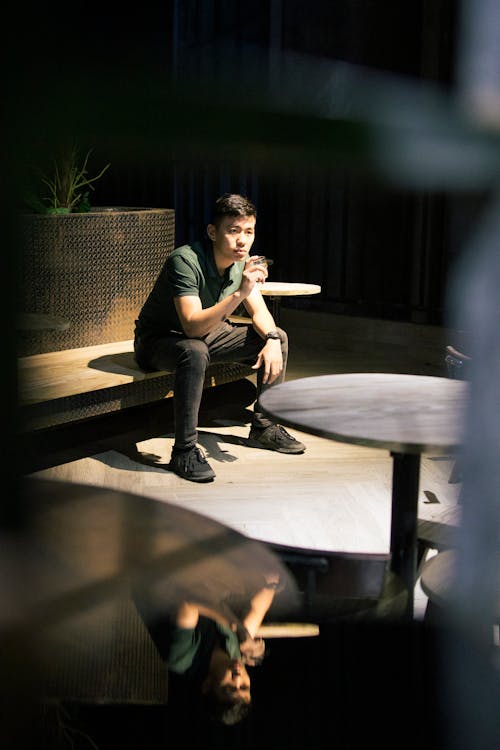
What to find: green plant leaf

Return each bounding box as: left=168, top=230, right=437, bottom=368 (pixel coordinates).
left=24, top=145, right=111, bottom=213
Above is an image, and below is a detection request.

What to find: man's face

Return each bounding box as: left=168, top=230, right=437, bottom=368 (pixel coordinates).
left=207, top=214, right=256, bottom=268
left=210, top=657, right=251, bottom=705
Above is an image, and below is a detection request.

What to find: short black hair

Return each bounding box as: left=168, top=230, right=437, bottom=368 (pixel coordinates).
left=201, top=691, right=252, bottom=726
left=212, top=193, right=257, bottom=227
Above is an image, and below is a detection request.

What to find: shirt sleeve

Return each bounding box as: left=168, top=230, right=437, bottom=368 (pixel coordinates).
left=167, top=625, right=201, bottom=674
left=221, top=624, right=243, bottom=660
left=166, top=251, right=201, bottom=298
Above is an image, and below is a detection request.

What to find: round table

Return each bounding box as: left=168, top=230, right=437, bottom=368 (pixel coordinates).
left=420, top=548, right=500, bottom=624
left=2, top=478, right=301, bottom=707
left=260, top=282, right=321, bottom=324
left=260, top=372, right=468, bottom=618
left=4, top=477, right=299, bottom=631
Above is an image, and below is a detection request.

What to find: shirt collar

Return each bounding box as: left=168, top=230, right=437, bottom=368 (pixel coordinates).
left=194, top=240, right=234, bottom=281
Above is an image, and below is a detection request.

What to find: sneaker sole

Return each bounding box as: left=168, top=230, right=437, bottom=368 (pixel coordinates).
left=248, top=437, right=305, bottom=454
left=168, top=464, right=216, bottom=483
left=272, top=446, right=306, bottom=454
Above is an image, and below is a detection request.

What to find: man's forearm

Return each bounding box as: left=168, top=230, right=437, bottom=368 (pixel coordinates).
left=242, top=587, right=276, bottom=637
left=180, top=292, right=245, bottom=337
left=249, top=308, right=278, bottom=339
left=175, top=602, right=200, bottom=628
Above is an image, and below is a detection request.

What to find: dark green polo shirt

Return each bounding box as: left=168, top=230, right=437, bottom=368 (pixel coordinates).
left=135, top=241, right=244, bottom=336
left=168, top=618, right=242, bottom=678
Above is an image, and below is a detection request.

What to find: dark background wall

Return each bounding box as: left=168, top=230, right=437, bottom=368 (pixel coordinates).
left=7, top=0, right=490, bottom=327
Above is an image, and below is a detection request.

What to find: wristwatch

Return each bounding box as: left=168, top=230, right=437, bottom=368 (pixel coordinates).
left=263, top=581, right=280, bottom=590
left=265, top=330, right=281, bottom=341
left=263, top=579, right=285, bottom=592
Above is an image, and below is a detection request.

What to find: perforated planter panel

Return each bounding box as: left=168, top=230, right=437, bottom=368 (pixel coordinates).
left=18, top=208, right=175, bottom=356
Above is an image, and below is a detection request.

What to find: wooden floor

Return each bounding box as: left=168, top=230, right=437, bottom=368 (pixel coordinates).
left=29, top=308, right=462, bottom=618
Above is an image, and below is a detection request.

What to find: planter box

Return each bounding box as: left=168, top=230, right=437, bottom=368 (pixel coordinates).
left=18, top=207, right=175, bottom=356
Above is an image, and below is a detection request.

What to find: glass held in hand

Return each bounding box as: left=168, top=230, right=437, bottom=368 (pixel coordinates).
left=249, top=255, right=274, bottom=269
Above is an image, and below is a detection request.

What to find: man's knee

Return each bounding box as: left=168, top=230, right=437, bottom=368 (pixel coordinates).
left=177, top=338, right=210, bottom=371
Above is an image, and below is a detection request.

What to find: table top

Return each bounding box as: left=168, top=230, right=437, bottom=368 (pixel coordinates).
left=260, top=282, right=321, bottom=297
left=3, top=478, right=298, bottom=630
left=260, top=372, right=468, bottom=454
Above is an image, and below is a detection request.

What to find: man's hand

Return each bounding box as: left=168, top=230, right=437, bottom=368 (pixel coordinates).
left=239, top=636, right=266, bottom=666
left=240, top=258, right=268, bottom=298
left=251, top=339, right=283, bottom=384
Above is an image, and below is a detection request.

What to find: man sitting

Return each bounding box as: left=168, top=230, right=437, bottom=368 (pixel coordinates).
left=134, top=193, right=305, bottom=483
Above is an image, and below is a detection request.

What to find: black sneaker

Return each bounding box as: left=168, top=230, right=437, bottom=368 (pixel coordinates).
left=169, top=446, right=216, bottom=483
left=248, top=424, right=306, bottom=454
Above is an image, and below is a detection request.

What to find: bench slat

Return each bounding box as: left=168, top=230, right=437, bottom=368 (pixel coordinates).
left=18, top=340, right=254, bottom=434
left=18, top=340, right=170, bottom=406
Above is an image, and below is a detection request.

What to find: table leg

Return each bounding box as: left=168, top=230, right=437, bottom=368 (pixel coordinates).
left=389, top=452, right=421, bottom=619
left=267, top=296, right=281, bottom=326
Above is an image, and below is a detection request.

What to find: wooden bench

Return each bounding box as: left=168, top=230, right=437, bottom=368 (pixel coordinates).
left=18, top=339, right=253, bottom=473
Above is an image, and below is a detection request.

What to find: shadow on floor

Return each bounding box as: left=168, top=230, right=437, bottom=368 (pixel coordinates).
left=101, top=377, right=259, bottom=471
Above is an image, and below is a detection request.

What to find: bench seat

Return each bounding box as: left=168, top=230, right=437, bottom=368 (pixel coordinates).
left=17, top=340, right=254, bottom=473
left=18, top=339, right=253, bottom=433
left=18, top=339, right=166, bottom=406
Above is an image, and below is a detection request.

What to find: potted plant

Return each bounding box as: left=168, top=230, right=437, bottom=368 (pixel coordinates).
left=22, top=144, right=111, bottom=215
left=18, top=145, right=175, bottom=356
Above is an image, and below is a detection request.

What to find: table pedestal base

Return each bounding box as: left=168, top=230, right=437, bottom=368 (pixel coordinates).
left=390, top=452, right=421, bottom=619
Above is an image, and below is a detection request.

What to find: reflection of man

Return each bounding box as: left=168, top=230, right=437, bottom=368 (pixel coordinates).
left=136, top=575, right=281, bottom=726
